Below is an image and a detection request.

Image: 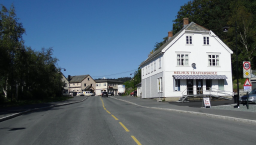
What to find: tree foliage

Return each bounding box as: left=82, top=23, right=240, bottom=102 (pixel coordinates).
left=151, top=0, right=256, bottom=78
left=0, top=4, right=63, bottom=103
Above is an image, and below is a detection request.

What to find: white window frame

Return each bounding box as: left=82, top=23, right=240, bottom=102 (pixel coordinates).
left=159, top=57, right=161, bottom=69
left=177, top=53, right=189, bottom=66
left=157, top=77, right=162, bottom=92
left=154, top=61, right=156, bottom=71
left=174, top=79, right=180, bottom=91
left=186, top=36, right=192, bottom=44
left=204, top=36, right=209, bottom=45
left=151, top=63, right=153, bottom=72
left=208, top=54, right=219, bottom=66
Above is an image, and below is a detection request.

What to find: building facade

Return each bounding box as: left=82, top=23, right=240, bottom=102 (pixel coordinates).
left=69, top=75, right=96, bottom=93
left=140, top=18, right=233, bottom=101
left=95, top=79, right=123, bottom=96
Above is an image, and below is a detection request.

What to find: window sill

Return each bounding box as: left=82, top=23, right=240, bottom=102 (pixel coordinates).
left=203, top=45, right=210, bottom=46
left=185, top=44, right=194, bottom=46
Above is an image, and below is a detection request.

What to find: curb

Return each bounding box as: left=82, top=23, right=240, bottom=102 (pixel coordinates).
left=110, top=96, right=256, bottom=125
left=0, top=97, right=89, bottom=122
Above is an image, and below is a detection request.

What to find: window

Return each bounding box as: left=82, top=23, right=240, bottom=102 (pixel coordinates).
left=218, top=80, right=224, bottom=90
left=208, top=55, right=219, bottom=66
left=104, top=83, right=106, bottom=86
left=154, top=61, right=156, bottom=71
left=206, top=80, right=212, bottom=90
left=159, top=58, right=161, bottom=69
left=177, top=54, right=189, bottom=66
left=151, top=63, right=153, bottom=72
left=157, top=77, right=162, bottom=92
left=174, top=79, right=180, bottom=91
left=84, top=83, right=86, bottom=86
left=186, top=36, right=192, bottom=44
left=91, top=84, right=92, bottom=87
left=204, top=37, right=209, bottom=45
left=96, top=84, right=98, bottom=86
left=88, top=78, right=90, bottom=81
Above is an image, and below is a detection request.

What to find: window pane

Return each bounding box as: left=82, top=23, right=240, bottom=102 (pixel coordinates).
left=217, top=59, right=219, bottom=66
left=208, top=59, right=211, bottom=66
left=190, top=36, right=192, bottom=44
left=207, top=37, right=209, bottom=44
left=213, top=59, right=215, bottom=66
left=208, top=55, right=211, bottom=58
left=185, top=54, right=188, bottom=58
left=185, top=59, right=188, bottom=65
left=212, top=55, right=215, bottom=58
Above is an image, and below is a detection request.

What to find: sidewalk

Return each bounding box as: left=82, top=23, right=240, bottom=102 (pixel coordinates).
left=111, top=96, right=256, bottom=122
left=0, top=96, right=87, bottom=121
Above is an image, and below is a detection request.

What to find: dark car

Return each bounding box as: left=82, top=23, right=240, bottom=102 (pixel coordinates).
left=108, top=92, right=114, bottom=96
left=102, top=92, right=108, bottom=97
left=239, top=89, right=256, bottom=104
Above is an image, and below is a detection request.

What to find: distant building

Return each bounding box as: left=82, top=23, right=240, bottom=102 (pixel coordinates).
left=95, top=79, right=123, bottom=96
left=69, top=75, right=96, bottom=93
left=61, top=73, right=69, bottom=94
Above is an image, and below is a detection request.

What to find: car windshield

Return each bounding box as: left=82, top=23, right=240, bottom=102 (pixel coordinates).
left=249, top=89, right=256, bottom=94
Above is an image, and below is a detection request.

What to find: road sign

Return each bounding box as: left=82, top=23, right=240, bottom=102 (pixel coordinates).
left=244, top=79, right=252, bottom=86
left=243, top=61, right=251, bottom=78
left=203, top=98, right=211, bottom=108
left=243, top=61, right=251, bottom=70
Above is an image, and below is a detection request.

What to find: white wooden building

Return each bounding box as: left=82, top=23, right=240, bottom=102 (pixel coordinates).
left=140, top=18, right=233, bottom=101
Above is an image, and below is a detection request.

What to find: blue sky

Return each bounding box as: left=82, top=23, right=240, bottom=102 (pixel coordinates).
left=1, top=0, right=190, bottom=79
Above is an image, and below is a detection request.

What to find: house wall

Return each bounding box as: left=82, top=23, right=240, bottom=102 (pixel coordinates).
left=141, top=30, right=233, bottom=101
left=163, top=32, right=233, bottom=99
left=81, top=76, right=96, bottom=91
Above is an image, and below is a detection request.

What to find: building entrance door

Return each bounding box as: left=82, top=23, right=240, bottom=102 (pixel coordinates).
left=196, top=79, right=203, bottom=94
left=187, top=80, right=193, bottom=95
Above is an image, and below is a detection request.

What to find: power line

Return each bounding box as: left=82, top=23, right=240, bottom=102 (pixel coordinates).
left=92, top=69, right=137, bottom=78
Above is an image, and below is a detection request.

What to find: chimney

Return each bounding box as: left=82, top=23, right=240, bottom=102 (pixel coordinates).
left=183, top=18, right=189, bottom=28
left=168, top=31, right=173, bottom=41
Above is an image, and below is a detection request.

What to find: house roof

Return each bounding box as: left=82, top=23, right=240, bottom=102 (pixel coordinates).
left=70, top=75, right=89, bottom=83
left=140, top=22, right=209, bottom=67
left=95, top=79, right=123, bottom=84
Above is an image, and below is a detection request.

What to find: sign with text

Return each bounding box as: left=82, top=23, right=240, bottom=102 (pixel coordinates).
left=174, top=71, right=217, bottom=75
left=243, top=61, right=251, bottom=78
left=203, top=98, right=211, bottom=108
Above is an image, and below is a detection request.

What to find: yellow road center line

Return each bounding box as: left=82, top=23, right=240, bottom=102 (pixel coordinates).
left=111, top=115, right=119, bottom=120
left=131, top=136, right=142, bottom=145
left=106, top=110, right=111, bottom=114
left=119, top=122, right=129, bottom=132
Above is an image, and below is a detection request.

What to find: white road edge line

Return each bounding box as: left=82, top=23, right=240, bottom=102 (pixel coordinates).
left=109, top=97, right=256, bottom=125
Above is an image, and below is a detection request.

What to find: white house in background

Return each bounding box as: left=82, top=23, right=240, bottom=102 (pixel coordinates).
left=139, top=18, right=233, bottom=102
left=61, top=73, right=69, bottom=94
left=95, top=79, right=123, bottom=96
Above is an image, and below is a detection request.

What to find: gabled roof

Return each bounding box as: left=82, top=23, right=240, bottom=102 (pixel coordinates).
left=70, top=75, right=89, bottom=83
left=140, top=22, right=209, bottom=67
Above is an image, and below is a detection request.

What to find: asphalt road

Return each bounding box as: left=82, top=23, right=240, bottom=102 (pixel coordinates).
left=1, top=96, right=256, bottom=145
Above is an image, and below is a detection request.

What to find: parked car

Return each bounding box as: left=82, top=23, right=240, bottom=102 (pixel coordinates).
left=240, top=89, right=256, bottom=104
left=102, top=92, right=108, bottom=97
left=77, top=92, right=85, bottom=96
left=108, top=92, right=114, bottom=96
left=130, top=91, right=137, bottom=96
